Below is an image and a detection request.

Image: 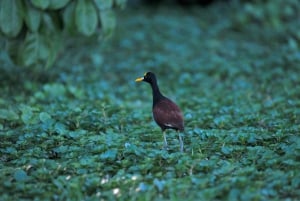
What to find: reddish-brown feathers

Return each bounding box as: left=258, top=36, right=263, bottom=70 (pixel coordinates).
left=153, top=98, right=184, bottom=131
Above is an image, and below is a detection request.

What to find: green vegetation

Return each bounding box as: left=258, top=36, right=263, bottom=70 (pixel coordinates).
left=0, top=0, right=299, bottom=200
left=0, top=0, right=125, bottom=67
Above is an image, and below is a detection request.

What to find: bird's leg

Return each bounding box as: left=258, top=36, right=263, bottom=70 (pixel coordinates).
left=178, top=131, right=184, bottom=152
left=163, top=130, right=168, bottom=149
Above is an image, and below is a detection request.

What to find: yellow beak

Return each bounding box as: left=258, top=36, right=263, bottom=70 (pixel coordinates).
left=135, top=77, right=144, bottom=82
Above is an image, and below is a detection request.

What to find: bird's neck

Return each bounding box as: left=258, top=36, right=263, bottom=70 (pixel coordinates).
left=151, top=81, right=164, bottom=107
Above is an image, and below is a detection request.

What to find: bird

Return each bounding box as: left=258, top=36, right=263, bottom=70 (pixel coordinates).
left=135, top=72, right=184, bottom=152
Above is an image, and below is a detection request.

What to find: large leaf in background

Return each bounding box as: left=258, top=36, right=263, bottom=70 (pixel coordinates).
left=42, top=13, right=59, bottom=33
left=19, top=31, right=61, bottom=67
left=30, top=0, right=50, bottom=10
left=24, top=1, right=41, bottom=32
left=100, top=10, right=116, bottom=38
left=48, top=0, right=71, bottom=9
left=114, top=0, right=127, bottom=8
left=40, top=13, right=62, bottom=67
left=20, top=33, right=48, bottom=66
left=62, top=1, right=76, bottom=34
left=75, top=0, right=98, bottom=36
left=0, top=0, right=23, bottom=37
left=44, top=34, right=61, bottom=68
left=94, top=0, right=113, bottom=10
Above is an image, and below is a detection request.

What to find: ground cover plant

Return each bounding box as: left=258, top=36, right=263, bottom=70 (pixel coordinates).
left=0, top=0, right=299, bottom=200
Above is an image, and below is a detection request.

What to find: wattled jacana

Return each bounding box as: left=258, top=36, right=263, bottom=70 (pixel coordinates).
left=135, top=72, right=184, bottom=152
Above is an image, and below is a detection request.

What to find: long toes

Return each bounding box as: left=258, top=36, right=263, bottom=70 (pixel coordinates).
left=163, top=144, right=169, bottom=150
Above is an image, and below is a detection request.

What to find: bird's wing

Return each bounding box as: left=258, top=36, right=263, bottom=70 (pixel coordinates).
left=153, top=99, right=184, bottom=131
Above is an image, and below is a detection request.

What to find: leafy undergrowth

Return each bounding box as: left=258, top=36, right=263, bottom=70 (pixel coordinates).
left=1, top=1, right=300, bottom=200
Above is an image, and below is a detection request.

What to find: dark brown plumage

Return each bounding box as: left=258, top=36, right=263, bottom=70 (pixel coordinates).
left=135, top=72, right=184, bottom=152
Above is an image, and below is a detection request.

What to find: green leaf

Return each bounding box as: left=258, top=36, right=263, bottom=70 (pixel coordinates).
left=30, top=0, right=50, bottom=9
left=54, top=145, right=69, bottom=154
left=62, top=1, right=76, bottom=34
left=100, top=149, right=118, bottom=160
left=68, top=86, right=84, bottom=99
left=75, top=0, right=98, bottom=36
left=24, top=1, right=41, bottom=32
left=14, top=169, right=29, bottom=182
left=55, top=122, right=68, bottom=134
left=114, top=0, right=126, bottom=8
left=0, top=109, right=19, bottom=121
left=79, top=156, right=94, bottom=166
left=221, top=146, right=233, bottom=155
left=39, top=112, right=52, bottom=123
left=43, top=33, right=61, bottom=68
left=0, top=0, right=23, bottom=37
left=99, top=10, right=116, bottom=37
left=94, top=0, right=113, bottom=10
left=4, top=147, right=17, bottom=154
left=20, top=105, right=35, bottom=125
left=20, top=33, right=48, bottom=66
left=19, top=30, right=60, bottom=67
left=43, top=83, right=66, bottom=97
left=153, top=179, right=165, bottom=192
left=41, top=13, right=59, bottom=33
left=69, top=130, right=87, bottom=139
left=48, top=0, right=71, bottom=10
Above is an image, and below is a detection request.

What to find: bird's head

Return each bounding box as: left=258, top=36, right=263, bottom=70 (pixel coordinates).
left=135, top=72, right=157, bottom=84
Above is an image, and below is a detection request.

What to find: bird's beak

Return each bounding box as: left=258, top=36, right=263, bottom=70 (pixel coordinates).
left=135, top=77, right=144, bottom=82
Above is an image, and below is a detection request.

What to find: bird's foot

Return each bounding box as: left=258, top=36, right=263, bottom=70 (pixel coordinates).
left=163, top=143, right=169, bottom=151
